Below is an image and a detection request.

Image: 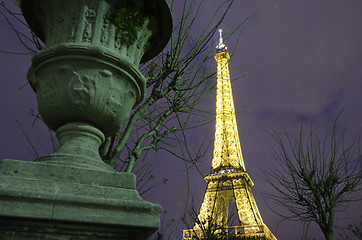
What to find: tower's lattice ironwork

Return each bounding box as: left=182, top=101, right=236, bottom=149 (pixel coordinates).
left=183, top=30, right=277, bottom=240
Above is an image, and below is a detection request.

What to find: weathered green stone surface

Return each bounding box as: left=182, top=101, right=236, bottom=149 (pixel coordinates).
left=0, top=159, right=162, bottom=239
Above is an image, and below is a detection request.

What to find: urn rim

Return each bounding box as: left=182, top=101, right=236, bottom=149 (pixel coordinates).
left=20, top=0, right=173, bottom=63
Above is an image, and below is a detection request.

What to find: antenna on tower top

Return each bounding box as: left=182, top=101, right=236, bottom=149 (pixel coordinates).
left=216, top=29, right=226, bottom=50
left=218, top=29, right=223, bottom=45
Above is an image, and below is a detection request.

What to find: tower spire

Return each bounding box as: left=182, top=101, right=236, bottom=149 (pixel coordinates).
left=217, top=29, right=226, bottom=50
left=183, top=33, right=277, bottom=240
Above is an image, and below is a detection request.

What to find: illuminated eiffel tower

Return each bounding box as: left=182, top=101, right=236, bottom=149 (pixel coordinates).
left=183, top=30, right=277, bottom=240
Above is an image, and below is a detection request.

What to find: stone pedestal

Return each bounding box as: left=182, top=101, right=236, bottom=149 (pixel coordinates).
left=0, top=159, right=162, bottom=239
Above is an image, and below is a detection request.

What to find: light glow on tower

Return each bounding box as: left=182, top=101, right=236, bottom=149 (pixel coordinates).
left=182, top=30, right=276, bottom=240
left=212, top=28, right=245, bottom=173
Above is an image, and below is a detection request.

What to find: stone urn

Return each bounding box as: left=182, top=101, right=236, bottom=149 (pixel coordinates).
left=0, top=0, right=172, bottom=239
left=22, top=0, right=172, bottom=171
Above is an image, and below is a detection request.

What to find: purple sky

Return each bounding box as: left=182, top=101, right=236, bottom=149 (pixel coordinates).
left=1, top=1, right=361, bottom=239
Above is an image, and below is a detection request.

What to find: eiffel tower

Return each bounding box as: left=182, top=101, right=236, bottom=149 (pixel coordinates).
left=183, top=30, right=277, bottom=240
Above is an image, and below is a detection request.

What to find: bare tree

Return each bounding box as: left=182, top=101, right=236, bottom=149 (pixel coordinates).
left=264, top=112, right=362, bottom=240
left=100, top=0, right=262, bottom=174
left=0, top=0, right=257, bottom=171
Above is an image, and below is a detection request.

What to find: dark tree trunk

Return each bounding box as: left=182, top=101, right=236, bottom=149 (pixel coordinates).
left=321, top=210, right=334, bottom=240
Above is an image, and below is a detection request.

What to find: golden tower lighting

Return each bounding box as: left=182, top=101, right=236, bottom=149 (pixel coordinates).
left=183, top=29, right=277, bottom=240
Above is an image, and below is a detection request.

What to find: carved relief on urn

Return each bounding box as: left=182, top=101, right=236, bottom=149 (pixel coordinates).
left=28, top=52, right=141, bottom=137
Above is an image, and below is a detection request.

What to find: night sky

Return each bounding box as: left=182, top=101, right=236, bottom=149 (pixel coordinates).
left=1, top=1, right=361, bottom=239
